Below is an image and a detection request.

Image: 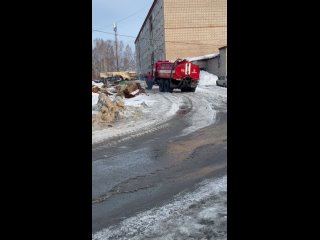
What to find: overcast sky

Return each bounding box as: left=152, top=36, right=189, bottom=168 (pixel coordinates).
left=92, top=0, right=153, bottom=49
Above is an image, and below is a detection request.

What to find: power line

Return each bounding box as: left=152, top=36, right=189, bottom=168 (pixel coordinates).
left=115, top=5, right=150, bottom=24
left=92, top=29, right=224, bottom=46
left=93, top=5, right=150, bottom=31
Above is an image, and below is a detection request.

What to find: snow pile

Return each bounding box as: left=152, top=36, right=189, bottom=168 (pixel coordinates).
left=92, top=81, right=104, bottom=88
left=92, top=93, right=99, bottom=107
left=93, top=176, right=227, bottom=240
left=92, top=93, right=180, bottom=145
left=186, top=53, right=219, bottom=62
left=199, top=70, right=218, bottom=86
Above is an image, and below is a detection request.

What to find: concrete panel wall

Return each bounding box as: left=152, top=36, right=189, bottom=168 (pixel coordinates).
left=219, top=47, right=227, bottom=78
left=207, top=57, right=220, bottom=76
left=135, top=0, right=165, bottom=76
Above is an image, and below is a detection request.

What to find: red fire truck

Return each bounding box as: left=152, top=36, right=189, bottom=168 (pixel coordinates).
left=153, top=59, right=200, bottom=92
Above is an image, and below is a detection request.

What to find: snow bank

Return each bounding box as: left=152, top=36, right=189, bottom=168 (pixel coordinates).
left=199, top=70, right=218, bottom=86
left=92, top=93, right=180, bottom=145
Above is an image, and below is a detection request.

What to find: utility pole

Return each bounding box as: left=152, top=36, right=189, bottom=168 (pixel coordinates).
left=113, top=23, right=119, bottom=71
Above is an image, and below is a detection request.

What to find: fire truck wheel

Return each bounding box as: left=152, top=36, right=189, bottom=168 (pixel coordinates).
left=164, top=80, right=170, bottom=92
left=159, top=79, right=164, bottom=92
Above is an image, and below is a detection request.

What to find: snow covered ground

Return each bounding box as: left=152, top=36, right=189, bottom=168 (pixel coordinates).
left=92, top=86, right=180, bottom=145
left=93, top=176, right=227, bottom=240
left=92, top=71, right=226, bottom=145
left=92, top=71, right=227, bottom=239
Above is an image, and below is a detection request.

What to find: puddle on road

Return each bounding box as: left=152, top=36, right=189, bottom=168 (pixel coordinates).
left=167, top=123, right=227, bottom=162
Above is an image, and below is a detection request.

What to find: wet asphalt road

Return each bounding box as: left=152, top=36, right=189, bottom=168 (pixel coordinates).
left=92, top=94, right=227, bottom=234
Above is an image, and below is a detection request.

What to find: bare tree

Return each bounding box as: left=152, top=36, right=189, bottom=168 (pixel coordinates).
left=92, top=39, right=136, bottom=79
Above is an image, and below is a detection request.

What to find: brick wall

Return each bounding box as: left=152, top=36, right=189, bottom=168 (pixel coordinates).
left=164, top=0, right=226, bottom=60
left=135, top=0, right=226, bottom=76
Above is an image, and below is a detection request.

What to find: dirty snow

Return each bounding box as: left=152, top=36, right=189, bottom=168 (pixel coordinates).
left=92, top=83, right=180, bottom=145
left=92, top=81, right=104, bottom=88
left=180, top=93, right=217, bottom=136
left=124, top=94, right=158, bottom=107
left=92, top=73, right=227, bottom=239
left=93, top=176, right=227, bottom=240
left=92, top=72, right=226, bottom=144
left=178, top=71, right=226, bottom=136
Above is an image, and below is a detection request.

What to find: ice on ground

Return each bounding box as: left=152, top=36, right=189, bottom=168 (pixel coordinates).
left=93, top=175, right=227, bottom=240
left=181, top=96, right=217, bottom=136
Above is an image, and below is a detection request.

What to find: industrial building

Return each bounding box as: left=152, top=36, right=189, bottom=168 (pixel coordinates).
left=135, top=0, right=227, bottom=76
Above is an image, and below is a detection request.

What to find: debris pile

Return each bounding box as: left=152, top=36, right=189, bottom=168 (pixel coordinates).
left=116, top=82, right=145, bottom=98
left=92, top=81, right=145, bottom=98
left=92, top=93, right=125, bottom=125
left=92, top=81, right=148, bottom=127
left=92, top=85, right=100, bottom=93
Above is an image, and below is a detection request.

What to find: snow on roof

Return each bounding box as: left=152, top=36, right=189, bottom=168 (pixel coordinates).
left=186, top=53, right=219, bottom=62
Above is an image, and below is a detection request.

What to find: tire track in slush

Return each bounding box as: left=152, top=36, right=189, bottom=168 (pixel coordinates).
left=92, top=88, right=227, bottom=237
left=92, top=90, right=226, bottom=151
left=92, top=94, right=188, bottom=151
left=92, top=93, right=226, bottom=205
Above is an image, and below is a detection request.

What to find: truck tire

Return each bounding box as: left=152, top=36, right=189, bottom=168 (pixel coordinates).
left=159, top=79, right=164, bottom=92
left=164, top=80, right=170, bottom=92
left=190, top=87, right=196, bottom=92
